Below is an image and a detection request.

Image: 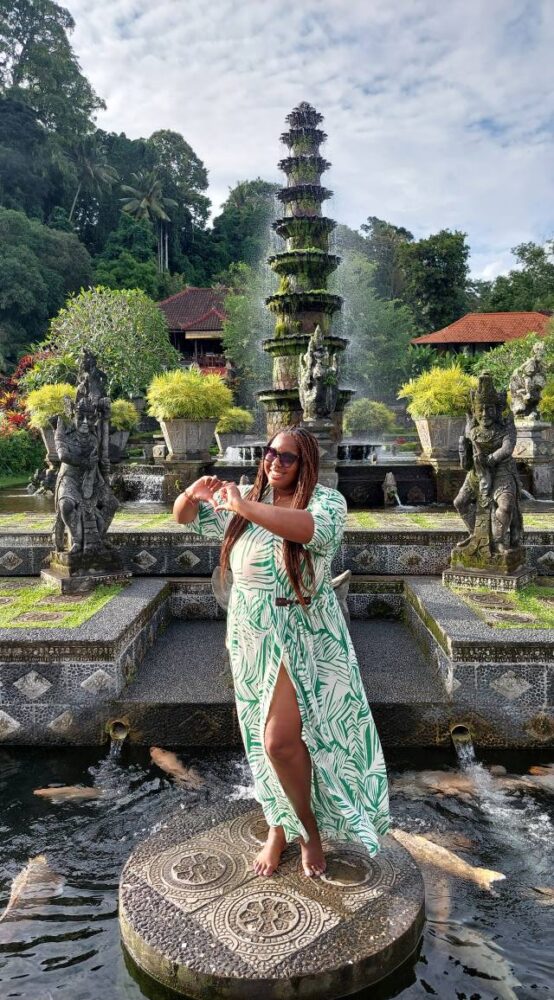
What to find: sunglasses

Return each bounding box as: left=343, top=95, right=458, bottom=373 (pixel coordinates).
left=263, top=445, right=300, bottom=469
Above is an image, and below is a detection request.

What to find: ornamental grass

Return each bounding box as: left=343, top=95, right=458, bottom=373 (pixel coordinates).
left=398, top=366, right=477, bottom=418
left=146, top=368, right=232, bottom=422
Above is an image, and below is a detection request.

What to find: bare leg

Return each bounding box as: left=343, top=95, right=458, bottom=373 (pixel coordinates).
left=262, top=664, right=326, bottom=877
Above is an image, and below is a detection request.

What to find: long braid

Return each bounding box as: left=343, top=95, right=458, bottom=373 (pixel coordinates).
left=220, top=426, right=319, bottom=605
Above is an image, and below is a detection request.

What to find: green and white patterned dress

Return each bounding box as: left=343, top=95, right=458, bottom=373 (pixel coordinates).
left=188, top=483, right=390, bottom=854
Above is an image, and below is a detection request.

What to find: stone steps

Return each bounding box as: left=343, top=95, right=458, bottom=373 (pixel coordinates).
left=114, top=619, right=448, bottom=747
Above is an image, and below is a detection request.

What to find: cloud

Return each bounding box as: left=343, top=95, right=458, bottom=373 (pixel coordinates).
left=65, top=0, right=554, bottom=278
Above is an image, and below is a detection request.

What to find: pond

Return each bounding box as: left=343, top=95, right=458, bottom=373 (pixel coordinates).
left=0, top=746, right=552, bottom=1000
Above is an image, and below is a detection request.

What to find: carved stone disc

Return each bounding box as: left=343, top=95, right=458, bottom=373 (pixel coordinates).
left=120, top=804, right=425, bottom=999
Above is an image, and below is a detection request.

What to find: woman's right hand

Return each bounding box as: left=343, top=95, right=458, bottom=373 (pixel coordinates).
left=186, top=475, right=227, bottom=503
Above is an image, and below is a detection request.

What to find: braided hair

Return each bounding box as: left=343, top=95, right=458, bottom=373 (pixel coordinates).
left=220, top=426, right=319, bottom=606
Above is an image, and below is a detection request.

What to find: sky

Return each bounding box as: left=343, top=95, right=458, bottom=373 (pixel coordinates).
left=65, top=0, right=554, bottom=279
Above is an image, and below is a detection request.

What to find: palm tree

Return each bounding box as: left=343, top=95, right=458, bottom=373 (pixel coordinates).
left=68, top=138, right=119, bottom=222
left=120, top=170, right=177, bottom=272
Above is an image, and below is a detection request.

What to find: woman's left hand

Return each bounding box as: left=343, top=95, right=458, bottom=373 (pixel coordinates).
left=212, top=482, right=244, bottom=514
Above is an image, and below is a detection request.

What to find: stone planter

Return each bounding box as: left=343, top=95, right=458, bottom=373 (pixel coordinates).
left=215, top=431, right=248, bottom=457
left=414, top=416, right=466, bottom=463
left=109, top=429, right=130, bottom=464
left=159, top=418, right=217, bottom=462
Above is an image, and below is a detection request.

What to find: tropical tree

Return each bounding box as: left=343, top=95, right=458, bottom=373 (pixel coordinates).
left=42, top=286, right=180, bottom=397
left=68, top=136, right=118, bottom=222
left=397, top=229, right=470, bottom=332
left=0, top=207, right=92, bottom=367
left=120, top=169, right=177, bottom=272
left=360, top=216, right=414, bottom=300
left=0, top=0, right=105, bottom=139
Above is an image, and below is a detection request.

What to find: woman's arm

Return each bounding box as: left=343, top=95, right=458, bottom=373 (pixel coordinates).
left=213, top=483, right=314, bottom=544
left=173, top=476, right=227, bottom=524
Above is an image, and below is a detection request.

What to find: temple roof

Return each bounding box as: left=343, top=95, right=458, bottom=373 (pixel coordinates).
left=411, top=311, right=552, bottom=345
left=158, top=287, right=227, bottom=332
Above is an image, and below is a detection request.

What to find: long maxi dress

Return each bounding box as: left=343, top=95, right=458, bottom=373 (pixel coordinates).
left=187, top=482, right=390, bottom=855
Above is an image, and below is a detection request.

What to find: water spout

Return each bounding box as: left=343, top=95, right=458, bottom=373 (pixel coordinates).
left=107, top=719, right=129, bottom=742
left=450, top=723, right=475, bottom=766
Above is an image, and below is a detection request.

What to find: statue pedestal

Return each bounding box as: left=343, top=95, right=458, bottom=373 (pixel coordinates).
left=514, top=419, right=554, bottom=499
left=41, top=550, right=131, bottom=595
left=303, top=419, right=339, bottom=489
left=444, top=502, right=535, bottom=591
left=443, top=565, right=536, bottom=591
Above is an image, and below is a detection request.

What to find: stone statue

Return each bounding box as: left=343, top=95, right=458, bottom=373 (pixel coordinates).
left=51, top=352, right=119, bottom=565
left=452, top=373, right=524, bottom=571
left=382, top=472, right=399, bottom=507
left=299, top=325, right=339, bottom=422
left=509, top=342, right=547, bottom=421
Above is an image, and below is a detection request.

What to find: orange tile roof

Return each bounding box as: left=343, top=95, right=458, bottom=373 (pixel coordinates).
left=411, top=311, right=551, bottom=345
left=158, top=287, right=228, bottom=332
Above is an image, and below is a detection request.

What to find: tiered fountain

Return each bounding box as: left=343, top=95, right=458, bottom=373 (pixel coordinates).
left=258, top=102, right=352, bottom=482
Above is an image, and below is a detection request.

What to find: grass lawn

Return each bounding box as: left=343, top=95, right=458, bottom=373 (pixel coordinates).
left=455, top=584, right=554, bottom=630
left=0, top=581, right=122, bottom=628
left=0, top=475, right=31, bottom=489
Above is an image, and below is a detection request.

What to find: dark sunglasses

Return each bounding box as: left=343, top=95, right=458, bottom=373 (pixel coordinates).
left=263, top=445, right=300, bottom=469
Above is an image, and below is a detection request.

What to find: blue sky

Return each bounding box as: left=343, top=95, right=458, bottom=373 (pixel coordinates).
left=65, top=0, right=554, bottom=278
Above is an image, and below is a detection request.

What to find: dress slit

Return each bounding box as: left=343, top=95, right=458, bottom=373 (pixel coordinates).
left=259, top=647, right=311, bottom=843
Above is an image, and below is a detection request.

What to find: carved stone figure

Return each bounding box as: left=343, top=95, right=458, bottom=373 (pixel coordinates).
left=452, top=373, right=524, bottom=573
left=509, top=342, right=547, bottom=421
left=44, top=353, right=126, bottom=591
left=298, top=325, right=339, bottom=422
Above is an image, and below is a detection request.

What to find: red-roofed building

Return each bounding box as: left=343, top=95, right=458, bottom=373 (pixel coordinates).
left=158, top=287, right=228, bottom=374
left=411, top=311, right=552, bottom=356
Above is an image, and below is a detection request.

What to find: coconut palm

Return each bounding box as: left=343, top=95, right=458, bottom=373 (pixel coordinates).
left=120, top=170, right=177, bottom=272
left=68, top=138, right=119, bottom=222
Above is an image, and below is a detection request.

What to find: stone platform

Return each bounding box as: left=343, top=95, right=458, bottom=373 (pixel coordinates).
left=119, top=801, right=425, bottom=999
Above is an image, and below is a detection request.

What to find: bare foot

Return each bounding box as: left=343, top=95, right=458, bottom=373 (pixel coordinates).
left=253, top=826, right=287, bottom=876
left=300, top=830, right=326, bottom=877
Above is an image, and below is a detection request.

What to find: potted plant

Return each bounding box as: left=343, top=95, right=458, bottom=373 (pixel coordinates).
left=539, top=377, right=554, bottom=447
left=398, top=366, right=477, bottom=462
left=109, top=399, right=140, bottom=463
left=343, top=399, right=397, bottom=441
left=215, top=407, right=255, bottom=456
left=146, top=368, right=233, bottom=461
left=24, top=383, right=77, bottom=461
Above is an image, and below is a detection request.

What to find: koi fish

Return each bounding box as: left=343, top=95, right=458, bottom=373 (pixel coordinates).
left=149, top=747, right=204, bottom=788
left=391, top=829, right=505, bottom=891
left=33, top=785, right=103, bottom=800
left=0, top=855, right=65, bottom=922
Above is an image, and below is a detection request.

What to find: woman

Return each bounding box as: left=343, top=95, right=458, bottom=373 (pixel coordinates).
left=174, top=426, right=389, bottom=878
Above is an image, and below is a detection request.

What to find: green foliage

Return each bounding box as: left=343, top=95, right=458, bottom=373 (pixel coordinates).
left=211, top=179, right=279, bottom=274
left=472, top=328, right=554, bottom=390
left=0, top=0, right=105, bottom=139
left=360, top=216, right=413, bottom=300
left=398, top=365, right=477, bottom=417
left=216, top=407, right=254, bottom=433
left=18, top=352, right=77, bottom=392
left=343, top=399, right=397, bottom=435
left=24, top=382, right=76, bottom=428
left=478, top=241, right=554, bottom=312
left=44, top=286, right=180, bottom=397
left=397, top=229, right=470, bottom=331
left=110, top=399, right=139, bottom=432
left=0, top=428, right=44, bottom=474
left=334, top=251, right=418, bottom=401
left=147, top=368, right=232, bottom=421
left=0, top=208, right=92, bottom=367
left=221, top=262, right=272, bottom=407
left=539, top=378, right=554, bottom=422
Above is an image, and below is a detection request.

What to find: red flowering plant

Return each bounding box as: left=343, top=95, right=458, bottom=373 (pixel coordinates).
left=0, top=351, right=52, bottom=435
